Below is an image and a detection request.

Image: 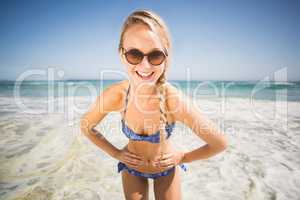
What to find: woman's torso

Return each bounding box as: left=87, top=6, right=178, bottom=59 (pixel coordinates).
left=119, top=80, right=177, bottom=173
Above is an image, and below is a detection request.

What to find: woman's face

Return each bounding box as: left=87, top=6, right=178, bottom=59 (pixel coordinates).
left=120, top=24, right=166, bottom=85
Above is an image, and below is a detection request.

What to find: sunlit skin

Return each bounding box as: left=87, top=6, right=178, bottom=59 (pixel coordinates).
left=81, top=23, right=228, bottom=171
left=119, top=24, right=184, bottom=173
left=81, top=23, right=228, bottom=200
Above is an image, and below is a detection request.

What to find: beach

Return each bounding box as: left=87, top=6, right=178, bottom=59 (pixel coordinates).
left=0, top=80, right=299, bottom=200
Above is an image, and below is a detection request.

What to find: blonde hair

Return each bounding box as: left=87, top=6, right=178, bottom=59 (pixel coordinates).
left=119, top=9, right=172, bottom=162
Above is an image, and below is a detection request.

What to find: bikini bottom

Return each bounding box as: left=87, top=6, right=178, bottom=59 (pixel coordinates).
left=117, top=161, right=187, bottom=179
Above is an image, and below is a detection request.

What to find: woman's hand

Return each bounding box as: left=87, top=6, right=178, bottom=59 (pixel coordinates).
left=152, top=151, right=185, bottom=170
left=115, top=147, right=144, bottom=169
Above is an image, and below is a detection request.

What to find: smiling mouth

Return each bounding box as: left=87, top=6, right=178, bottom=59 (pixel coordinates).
left=135, top=71, right=155, bottom=80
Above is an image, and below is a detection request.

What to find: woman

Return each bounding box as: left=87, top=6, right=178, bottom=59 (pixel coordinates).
left=80, top=9, right=228, bottom=200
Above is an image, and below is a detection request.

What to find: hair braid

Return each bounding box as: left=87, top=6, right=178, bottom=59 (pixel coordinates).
left=156, top=72, right=168, bottom=168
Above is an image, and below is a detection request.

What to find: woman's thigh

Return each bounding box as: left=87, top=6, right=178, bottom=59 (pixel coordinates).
left=153, top=166, right=182, bottom=200
left=121, top=170, right=149, bottom=200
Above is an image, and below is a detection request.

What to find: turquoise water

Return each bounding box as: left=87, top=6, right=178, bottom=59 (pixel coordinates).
left=0, top=80, right=300, bottom=101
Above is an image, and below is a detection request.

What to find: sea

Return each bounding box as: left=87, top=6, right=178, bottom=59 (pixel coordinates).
left=0, top=79, right=299, bottom=200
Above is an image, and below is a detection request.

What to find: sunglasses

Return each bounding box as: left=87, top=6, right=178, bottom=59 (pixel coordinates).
left=121, top=47, right=168, bottom=66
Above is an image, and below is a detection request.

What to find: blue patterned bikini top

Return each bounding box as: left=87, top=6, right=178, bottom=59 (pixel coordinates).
left=121, top=83, right=176, bottom=143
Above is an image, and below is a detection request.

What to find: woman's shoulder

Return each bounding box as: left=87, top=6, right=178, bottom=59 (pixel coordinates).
left=113, top=79, right=130, bottom=96
left=164, top=81, right=182, bottom=97
left=100, top=79, right=129, bottom=104
left=164, top=81, right=186, bottom=113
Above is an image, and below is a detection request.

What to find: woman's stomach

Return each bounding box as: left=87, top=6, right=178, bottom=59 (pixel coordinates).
left=123, top=140, right=176, bottom=173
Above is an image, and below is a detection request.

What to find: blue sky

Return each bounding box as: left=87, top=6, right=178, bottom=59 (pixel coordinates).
left=0, top=0, right=299, bottom=81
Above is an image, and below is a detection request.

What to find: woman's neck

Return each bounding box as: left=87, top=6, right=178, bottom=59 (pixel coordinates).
left=129, top=81, right=159, bottom=102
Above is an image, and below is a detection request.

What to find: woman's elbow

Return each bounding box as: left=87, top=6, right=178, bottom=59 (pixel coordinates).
left=217, top=134, right=229, bottom=152
left=210, top=133, right=228, bottom=153
left=80, top=117, right=90, bottom=136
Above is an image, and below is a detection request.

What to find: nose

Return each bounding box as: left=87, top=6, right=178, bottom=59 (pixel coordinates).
left=138, top=56, right=152, bottom=70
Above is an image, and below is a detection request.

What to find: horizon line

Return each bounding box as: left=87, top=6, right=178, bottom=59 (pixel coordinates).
left=0, top=78, right=299, bottom=82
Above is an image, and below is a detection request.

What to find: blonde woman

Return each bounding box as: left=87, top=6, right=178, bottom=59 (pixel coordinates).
left=80, top=9, right=228, bottom=200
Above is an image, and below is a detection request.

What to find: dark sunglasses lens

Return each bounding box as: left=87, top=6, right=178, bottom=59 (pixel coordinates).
left=125, top=49, right=143, bottom=65
left=148, top=51, right=166, bottom=65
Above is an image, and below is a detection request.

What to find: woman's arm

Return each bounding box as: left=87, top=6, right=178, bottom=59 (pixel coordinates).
left=166, top=83, right=228, bottom=163
left=80, top=82, right=124, bottom=159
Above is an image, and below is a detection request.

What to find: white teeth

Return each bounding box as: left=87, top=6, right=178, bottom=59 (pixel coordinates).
left=137, top=71, right=152, bottom=77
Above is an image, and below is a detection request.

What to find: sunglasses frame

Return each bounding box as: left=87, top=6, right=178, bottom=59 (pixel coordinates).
left=121, top=47, right=168, bottom=66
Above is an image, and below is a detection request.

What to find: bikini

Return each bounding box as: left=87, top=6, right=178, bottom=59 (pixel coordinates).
left=117, top=83, right=188, bottom=179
